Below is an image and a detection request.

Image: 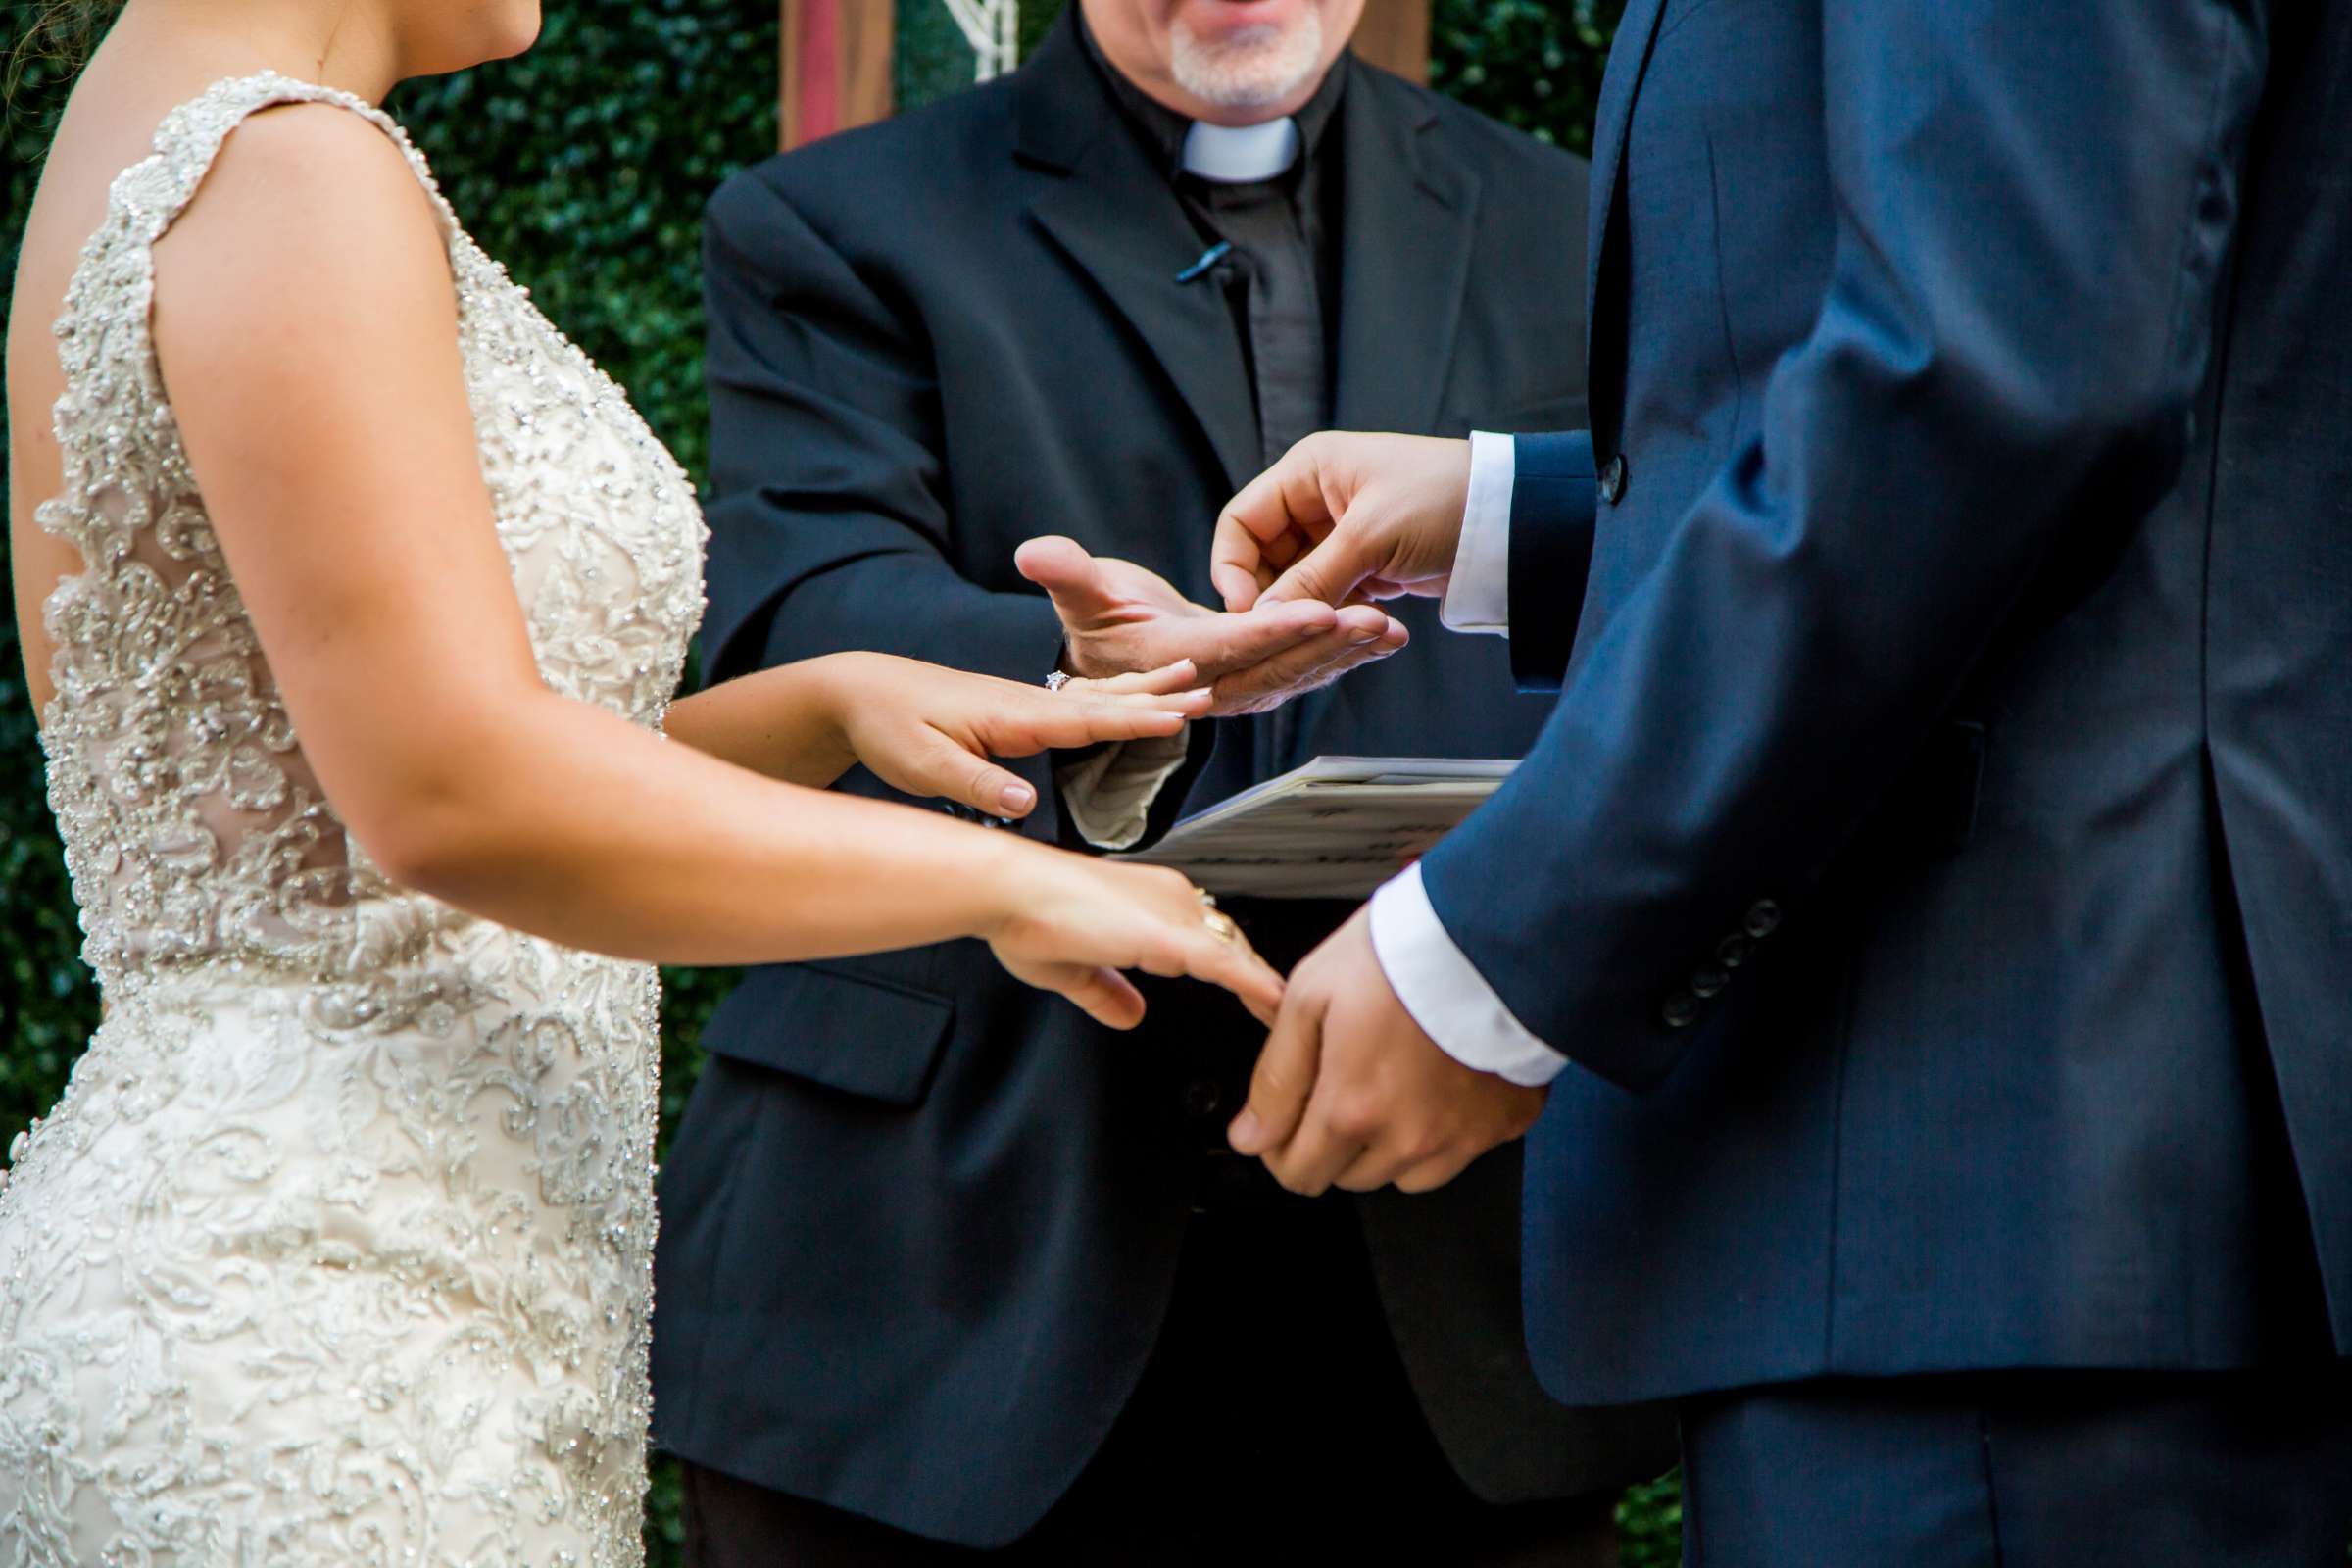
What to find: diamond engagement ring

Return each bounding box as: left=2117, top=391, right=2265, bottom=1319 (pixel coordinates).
left=1045, top=669, right=1072, bottom=693
left=1198, top=889, right=1240, bottom=945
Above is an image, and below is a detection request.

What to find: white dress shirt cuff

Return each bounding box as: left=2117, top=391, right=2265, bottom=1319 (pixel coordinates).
left=1438, top=430, right=1516, bottom=636
left=1056, top=728, right=1193, bottom=851
left=1369, top=861, right=1567, bottom=1087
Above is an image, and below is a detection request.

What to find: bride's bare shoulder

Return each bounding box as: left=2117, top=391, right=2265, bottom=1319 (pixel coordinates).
left=152, top=98, right=458, bottom=377
left=159, top=98, right=446, bottom=277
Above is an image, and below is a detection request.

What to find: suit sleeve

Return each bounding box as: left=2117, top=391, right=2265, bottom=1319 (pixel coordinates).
left=698, top=170, right=1207, bottom=849
left=1502, top=430, right=1599, bottom=691
left=1419, top=0, right=2270, bottom=1089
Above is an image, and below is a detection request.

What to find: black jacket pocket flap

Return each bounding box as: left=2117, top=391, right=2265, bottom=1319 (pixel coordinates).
left=700, top=960, right=956, bottom=1108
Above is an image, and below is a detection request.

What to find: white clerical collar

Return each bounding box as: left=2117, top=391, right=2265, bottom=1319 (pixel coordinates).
left=1181, top=118, right=1302, bottom=183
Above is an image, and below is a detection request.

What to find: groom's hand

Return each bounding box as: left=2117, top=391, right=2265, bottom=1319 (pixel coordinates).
left=1210, top=432, right=1473, bottom=612
left=1227, top=906, right=1545, bottom=1196
left=1016, top=536, right=1406, bottom=718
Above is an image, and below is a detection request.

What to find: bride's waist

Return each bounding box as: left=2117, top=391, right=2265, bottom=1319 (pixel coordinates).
left=101, top=926, right=652, bottom=1035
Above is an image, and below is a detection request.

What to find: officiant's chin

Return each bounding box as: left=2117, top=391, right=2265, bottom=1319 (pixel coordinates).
left=1084, top=0, right=1363, bottom=126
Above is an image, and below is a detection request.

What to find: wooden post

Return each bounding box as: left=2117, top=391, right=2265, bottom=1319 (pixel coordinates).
left=1350, top=0, right=1431, bottom=83
left=780, top=0, right=896, bottom=149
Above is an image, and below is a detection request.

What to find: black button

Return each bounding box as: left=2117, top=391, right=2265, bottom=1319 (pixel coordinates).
left=1661, top=991, right=1700, bottom=1029
left=1690, top=965, right=1730, bottom=999
left=1743, top=900, right=1783, bottom=939
left=1716, top=935, right=1751, bottom=969
left=1599, top=453, right=1629, bottom=505
left=1182, top=1078, right=1225, bottom=1121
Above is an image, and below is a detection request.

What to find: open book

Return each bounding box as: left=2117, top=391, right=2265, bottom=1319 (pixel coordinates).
left=1114, top=756, right=1517, bottom=900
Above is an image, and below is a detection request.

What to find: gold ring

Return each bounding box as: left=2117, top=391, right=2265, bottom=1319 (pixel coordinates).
left=1198, top=889, right=1240, bottom=944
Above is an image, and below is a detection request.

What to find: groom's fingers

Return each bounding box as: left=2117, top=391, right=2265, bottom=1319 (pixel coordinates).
left=1262, top=1093, right=1368, bottom=1198
left=1229, top=987, right=1327, bottom=1156
left=1257, top=526, right=1385, bottom=610
left=1391, top=1148, right=1482, bottom=1195
left=1211, top=443, right=1340, bottom=612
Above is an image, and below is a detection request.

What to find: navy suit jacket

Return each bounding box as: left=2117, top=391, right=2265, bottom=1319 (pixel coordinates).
left=1429, top=0, right=2351, bottom=1405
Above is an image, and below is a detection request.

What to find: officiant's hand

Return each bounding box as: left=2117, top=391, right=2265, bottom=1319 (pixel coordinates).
left=1016, top=536, right=1407, bottom=717
left=1227, top=906, right=1544, bottom=1196
left=1210, top=433, right=1471, bottom=612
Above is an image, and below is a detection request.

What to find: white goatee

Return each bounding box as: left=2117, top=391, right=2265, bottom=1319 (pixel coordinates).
left=1169, top=7, right=1326, bottom=113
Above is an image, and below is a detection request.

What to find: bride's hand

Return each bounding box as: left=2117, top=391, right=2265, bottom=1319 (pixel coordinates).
left=817, top=652, right=1211, bottom=819
left=985, top=853, right=1284, bottom=1029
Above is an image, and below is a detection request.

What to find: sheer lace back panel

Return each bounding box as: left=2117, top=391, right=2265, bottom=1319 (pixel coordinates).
left=36, top=73, right=707, bottom=1001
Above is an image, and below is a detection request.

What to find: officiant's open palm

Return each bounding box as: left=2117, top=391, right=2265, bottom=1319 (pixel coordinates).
left=1016, top=536, right=1407, bottom=717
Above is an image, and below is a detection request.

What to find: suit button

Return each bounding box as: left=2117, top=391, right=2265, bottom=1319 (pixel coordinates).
left=1599, top=453, right=1629, bottom=505
left=1182, top=1078, right=1225, bottom=1121
left=1715, top=935, right=1751, bottom=969
left=1690, top=965, right=1730, bottom=999
left=1661, top=991, right=1700, bottom=1029
left=1743, top=900, right=1783, bottom=939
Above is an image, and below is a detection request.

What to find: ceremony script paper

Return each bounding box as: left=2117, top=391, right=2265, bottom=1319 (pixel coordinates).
left=1116, top=757, right=1518, bottom=899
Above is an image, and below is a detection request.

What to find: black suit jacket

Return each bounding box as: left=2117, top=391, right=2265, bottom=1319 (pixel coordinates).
left=1408, top=0, right=2352, bottom=1406
left=651, top=18, right=1671, bottom=1547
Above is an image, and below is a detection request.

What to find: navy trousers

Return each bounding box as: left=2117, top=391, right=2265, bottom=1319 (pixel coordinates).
left=1679, top=1369, right=2352, bottom=1566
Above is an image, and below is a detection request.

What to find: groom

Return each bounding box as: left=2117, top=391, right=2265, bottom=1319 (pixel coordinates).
left=1211, top=0, right=2352, bottom=1558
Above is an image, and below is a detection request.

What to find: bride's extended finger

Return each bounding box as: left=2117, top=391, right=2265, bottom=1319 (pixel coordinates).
left=1011, top=700, right=1198, bottom=752
left=1062, top=660, right=1199, bottom=697
left=1183, top=927, right=1285, bottom=1024
left=1055, top=686, right=1214, bottom=719
left=1051, top=962, right=1148, bottom=1030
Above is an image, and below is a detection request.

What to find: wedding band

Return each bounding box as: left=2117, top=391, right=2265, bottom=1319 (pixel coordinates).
left=1198, top=889, right=1240, bottom=944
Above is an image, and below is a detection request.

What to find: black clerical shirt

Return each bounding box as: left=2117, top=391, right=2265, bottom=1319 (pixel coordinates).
left=1080, top=22, right=1348, bottom=467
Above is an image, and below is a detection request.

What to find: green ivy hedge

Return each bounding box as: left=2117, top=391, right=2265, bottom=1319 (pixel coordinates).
left=3, top=2, right=1653, bottom=1560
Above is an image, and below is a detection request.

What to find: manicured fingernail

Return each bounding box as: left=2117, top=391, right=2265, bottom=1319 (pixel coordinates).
left=1000, top=782, right=1035, bottom=813
left=1229, top=1109, right=1263, bottom=1152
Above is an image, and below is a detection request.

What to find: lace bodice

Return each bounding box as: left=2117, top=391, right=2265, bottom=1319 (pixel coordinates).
left=35, top=72, right=707, bottom=1004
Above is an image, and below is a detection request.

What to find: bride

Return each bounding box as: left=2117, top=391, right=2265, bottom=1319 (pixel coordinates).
left=0, top=0, right=1292, bottom=1558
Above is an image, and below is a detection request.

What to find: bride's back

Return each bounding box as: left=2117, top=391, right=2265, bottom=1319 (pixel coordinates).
left=10, top=20, right=707, bottom=996
left=5, top=39, right=198, bottom=713
left=6, top=43, right=407, bottom=985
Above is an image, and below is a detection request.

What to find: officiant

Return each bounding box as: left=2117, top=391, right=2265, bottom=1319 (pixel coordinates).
left=652, top=0, right=1672, bottom=1558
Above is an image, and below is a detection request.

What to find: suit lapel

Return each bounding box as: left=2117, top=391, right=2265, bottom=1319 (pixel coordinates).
left=1333, top=67, right=1480, bottom=435
left=1584, top=0, right=1672, bottom=323
left=1017, top=24, right=1261, bottom=495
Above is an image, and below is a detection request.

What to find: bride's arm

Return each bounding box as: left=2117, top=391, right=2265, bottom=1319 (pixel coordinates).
left=148, top=104, right=1278, bottom=1026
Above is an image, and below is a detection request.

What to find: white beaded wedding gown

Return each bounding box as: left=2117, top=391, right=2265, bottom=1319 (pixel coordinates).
left=0, top=75, right=706, bottom=1565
